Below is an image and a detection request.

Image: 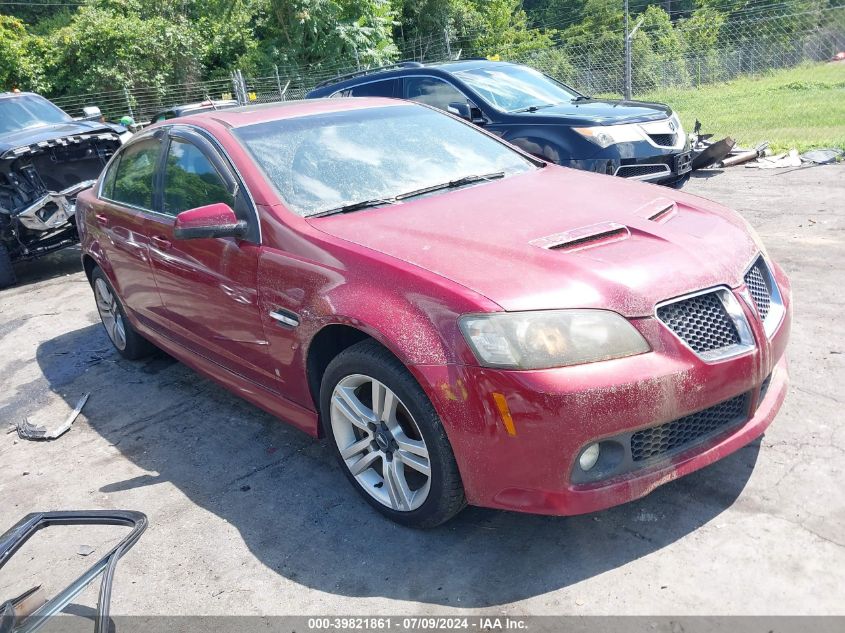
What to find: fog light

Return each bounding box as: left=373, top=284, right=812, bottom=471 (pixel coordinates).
left=579, top=443, right=601, bottom=471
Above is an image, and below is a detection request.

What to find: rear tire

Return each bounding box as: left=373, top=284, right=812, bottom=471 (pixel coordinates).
left=320, top=339, right=466, bottom=528
left=0, top=243, right=16, bottom=289
left=91, top=266, right=155, bottom=360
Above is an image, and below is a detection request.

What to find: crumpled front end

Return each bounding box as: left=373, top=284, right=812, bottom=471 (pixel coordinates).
left=0, top=131, right=121, bottom=261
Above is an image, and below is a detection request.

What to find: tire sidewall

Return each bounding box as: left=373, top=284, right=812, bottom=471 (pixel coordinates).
left=320, top=345, right=458, bottom=527
left=91, top=266, right=151, bottom=360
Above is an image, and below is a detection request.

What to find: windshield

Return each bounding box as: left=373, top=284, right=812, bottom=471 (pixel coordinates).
left=454, top=65, right=580, bottom=113
left=234, top=104, right=534, bottom=217
left=0, top=95, right=71, bottom=135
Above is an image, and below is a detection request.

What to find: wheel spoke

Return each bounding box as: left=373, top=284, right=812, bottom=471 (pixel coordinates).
left=373, top=381, right=399, bottom=426
left=394, top=431, right=428, bottom=458
left=396, top=449, right=430, bottom=477
left=113, top=317, right=127, bottom=349
left=348, top=450, right=380, bottom=476
left=385, top=458, right=413, bottom=511
left=332, top=387, right=375, bottom=431
left=340, top=436, right=373, bottom=460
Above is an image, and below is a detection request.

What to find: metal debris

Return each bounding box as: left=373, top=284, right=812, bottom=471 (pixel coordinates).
left=691, top=136, right=735, bottom=170
left=16, top=393, right=90, bottom=441
left=801, top=148, right=843, bottom=165
left=719, top=149, right=761, bottom=168
left=750, top=149, right=802, bottom=169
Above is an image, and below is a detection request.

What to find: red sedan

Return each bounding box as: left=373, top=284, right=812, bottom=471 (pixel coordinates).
left=77, top=98, right=791, bottom=527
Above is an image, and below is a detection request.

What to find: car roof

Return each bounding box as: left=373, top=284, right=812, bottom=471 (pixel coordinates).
left=310, top=60, right=517, bottom=94
left=172, top=100, right=239, bottom=114
left=164, top=97, right=412, bottom=130
left=0, top=91, right=42, bottom=100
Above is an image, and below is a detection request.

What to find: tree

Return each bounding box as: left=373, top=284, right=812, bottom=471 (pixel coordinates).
left=0, top=15, right=46, bottom=92
left=44, top=0, right=202, bottom=96
left=634, top=5, right=690, bottom=89
left=244, top=0, right=399, bottom=75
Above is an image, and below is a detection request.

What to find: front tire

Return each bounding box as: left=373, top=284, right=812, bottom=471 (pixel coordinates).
left=91, top=266, right=155, bottom=360
left=320, top=340, right=466, bottom=528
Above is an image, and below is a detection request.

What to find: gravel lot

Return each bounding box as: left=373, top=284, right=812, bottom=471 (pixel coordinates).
left=1, top=165, right=843, bottom=617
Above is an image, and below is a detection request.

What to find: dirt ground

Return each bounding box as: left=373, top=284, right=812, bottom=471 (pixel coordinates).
left=1, top=165, right=843, bottom=617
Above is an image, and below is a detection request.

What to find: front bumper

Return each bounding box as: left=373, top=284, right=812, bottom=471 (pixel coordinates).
left=412, top=266, right=792, bottom=516
left=561, top=139, right=692, bottom=185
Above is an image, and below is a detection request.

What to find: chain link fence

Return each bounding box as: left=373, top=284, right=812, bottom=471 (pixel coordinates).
left=48, top=3, right=844, bottom=148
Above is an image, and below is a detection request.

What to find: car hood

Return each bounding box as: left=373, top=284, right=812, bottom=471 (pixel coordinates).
left=0, top=121, right=120, bottom=156
left=308, top=167, right=759, bottom=317
left=517, top=98, right=671, bottom=126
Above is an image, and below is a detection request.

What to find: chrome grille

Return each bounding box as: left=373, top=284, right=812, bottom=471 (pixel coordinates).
left=657, top=292, right=741, bottom=354
left=744, top=259, right=771, bottom=319
left=648, top=133, right=677, bottom=146
left=631, top=393, right=750, bottom=462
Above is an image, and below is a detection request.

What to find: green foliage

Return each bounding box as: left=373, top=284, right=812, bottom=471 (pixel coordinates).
left=638, top=62, right=845, bottom=152
left=245, top=0, right=399, bottom=74
left=0, top=0, right=835, bottom=108
left=0, top=15, right=47, bottom=91
left=634, top=6, right=690, bottom=89
left=44, top=2, right=202, bottom=96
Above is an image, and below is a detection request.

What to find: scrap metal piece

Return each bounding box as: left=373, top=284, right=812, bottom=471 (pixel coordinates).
left=718, top=149, right=761, bottom=168
left=751, top=149, right=801, bottom=169
left=691, top=137, right=735, bottom=170
left=16, top=393, right=89, bottom=441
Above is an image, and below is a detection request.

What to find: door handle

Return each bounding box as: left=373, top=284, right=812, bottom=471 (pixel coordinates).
left=269, top=308, right=300, bottom=328
left=150, top=235, right=172, bottom=251
left=95, top=214, right=109, bottom=227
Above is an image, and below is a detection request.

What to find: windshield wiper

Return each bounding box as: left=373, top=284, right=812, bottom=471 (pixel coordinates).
left=309, top=197, right=399, bottom=218
left=394, top=172, right=506, bottom=201
left=509, top=103, right=559, bottom=113
left=572, top=95, right=592, bottom=102
left=308, top=172, right=505, bottom=218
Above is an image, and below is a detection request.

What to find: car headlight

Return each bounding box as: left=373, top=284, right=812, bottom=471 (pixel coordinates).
left=458, top=310, right=650, bottom=370
left=572, top=124, right=644, bottom=148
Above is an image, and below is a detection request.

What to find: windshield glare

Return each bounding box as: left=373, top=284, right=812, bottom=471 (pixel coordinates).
left=234, top=104, right=534, bottom=217
left=455, top=65, right=579, bottom=112
left=0, top=95, right=71, bottom=135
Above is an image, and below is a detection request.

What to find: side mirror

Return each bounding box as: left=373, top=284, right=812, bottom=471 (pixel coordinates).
left=447, top=101, right=485, bottom=125
left=447, top=101, right=472, bottom=120
left=82, top=106, right=104, bottom=122
left=173, top=203, right=248, bottom=240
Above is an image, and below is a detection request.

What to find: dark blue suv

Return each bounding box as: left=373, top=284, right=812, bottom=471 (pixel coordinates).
left=307, top=60, right=692, bottom=186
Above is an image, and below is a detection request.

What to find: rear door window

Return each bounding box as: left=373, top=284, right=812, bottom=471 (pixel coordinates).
left=110, top=139, right=162, bottom=210
left=403, top=77, right=467, bottom=112
left=333, top=79, right=397, bottom=98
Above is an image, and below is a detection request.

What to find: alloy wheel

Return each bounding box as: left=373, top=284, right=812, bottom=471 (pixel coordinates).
left=330, top=374, right=432, bottom=511
left=94, top=277, right=127, bottom=351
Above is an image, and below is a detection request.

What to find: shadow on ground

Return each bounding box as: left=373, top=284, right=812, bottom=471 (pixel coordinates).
left=35, top=323, right=760, bottom=607
left=9, top=247, right=83, bottom=288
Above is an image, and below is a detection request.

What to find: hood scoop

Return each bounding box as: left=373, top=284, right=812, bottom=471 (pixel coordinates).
left=531, top=221, right=630, bottom=253
left=635, top=197, right=678, bottom=224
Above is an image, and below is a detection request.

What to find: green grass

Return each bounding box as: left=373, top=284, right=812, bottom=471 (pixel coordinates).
left=634, top=62, right=845, bottom=153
